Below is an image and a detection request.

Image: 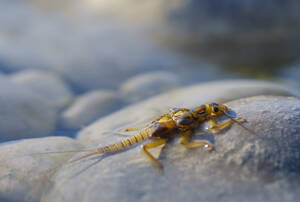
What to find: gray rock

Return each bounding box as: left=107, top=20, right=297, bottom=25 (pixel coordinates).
left=120, top=71, right=180, bottom=103
left=9, top=70, right=73, bottom=110
left=41, top=81, right=300, bottom=202
left=60, top=90, right=124, bottom=129
left=0, top=137, right=82, bottom=202
left=0, top=75, right=57, bottom=141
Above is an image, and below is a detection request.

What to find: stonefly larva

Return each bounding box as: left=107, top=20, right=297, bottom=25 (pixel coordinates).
left=39, top=103, right=261, bottom=172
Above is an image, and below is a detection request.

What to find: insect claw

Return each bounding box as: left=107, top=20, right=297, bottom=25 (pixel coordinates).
left=234, top=117, right=245, bottom=123
left=204, top=144, right=214, bottom=151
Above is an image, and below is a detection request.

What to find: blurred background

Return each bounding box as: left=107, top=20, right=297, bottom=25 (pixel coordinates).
left=1, top=0, right=300, bottom=141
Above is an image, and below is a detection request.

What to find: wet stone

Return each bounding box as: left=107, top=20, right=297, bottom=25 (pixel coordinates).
left=40, top=81, right=300, bottom=202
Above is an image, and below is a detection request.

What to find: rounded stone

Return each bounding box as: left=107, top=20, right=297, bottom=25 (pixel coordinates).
left=120, top=71, right=180, bottom=103
left=60, top=90, right=124, bottom=129
left=0, top=137, right=82, bottom=202
left=0, top=75, right=57, bottom=141
left=9, top=70, right=73, bottom=110
left=41, top=81, right=300, bottom=202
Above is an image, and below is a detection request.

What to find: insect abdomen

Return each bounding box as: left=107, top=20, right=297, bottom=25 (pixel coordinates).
left=98, top=130, right=149, bottom=153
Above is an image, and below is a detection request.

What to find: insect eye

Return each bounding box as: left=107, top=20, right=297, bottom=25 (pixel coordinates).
left=213, top=107, right=219, bottom=112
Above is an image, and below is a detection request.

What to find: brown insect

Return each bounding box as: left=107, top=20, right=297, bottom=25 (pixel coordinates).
left=41, top=103, right=253, bottom=172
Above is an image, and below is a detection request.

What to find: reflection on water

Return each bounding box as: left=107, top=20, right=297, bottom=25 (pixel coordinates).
left=161, top=0, right=300, bottom=78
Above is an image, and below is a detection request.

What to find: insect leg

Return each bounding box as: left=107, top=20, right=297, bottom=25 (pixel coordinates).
left=141, top=139, right=167, bottom=172
left=208, top=118, right=245, bottom=133
left=180, top=130, right=213, bottom=150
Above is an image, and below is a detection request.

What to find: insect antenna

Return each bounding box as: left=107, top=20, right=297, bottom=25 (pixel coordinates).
left=221, top=108, right=287, bottom=171
left=222, top=110, right=282, bottom=151
left=222, top=111, right=263, bottom=140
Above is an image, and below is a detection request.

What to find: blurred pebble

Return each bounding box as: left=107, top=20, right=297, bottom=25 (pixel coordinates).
left=60, top=90, right=124, bottom=129
left=0, top=1, right=180, bottom=92
left=9, top=69, right=73, bottom=110
left=120, top=71, right=180, bottom=103
left=0, top=75, right=57, bottom=141
left=0, top=136, right=82, bottom=202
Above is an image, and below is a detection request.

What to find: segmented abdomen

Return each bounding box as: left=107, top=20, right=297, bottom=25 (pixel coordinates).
left=97, top=129, right=150, bottom=154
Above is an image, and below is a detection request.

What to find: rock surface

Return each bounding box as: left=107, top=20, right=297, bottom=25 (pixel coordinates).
left=120, top=71, right=180, bottom=103
left=9, top=70, right=73, bottom=110
left=0, top=137, right=82, bottom=202
left=60, top=90, right=124, bottom=129
left=39, top=81, right=300, bottom=202
left=0, top=75, right=57, bottom=141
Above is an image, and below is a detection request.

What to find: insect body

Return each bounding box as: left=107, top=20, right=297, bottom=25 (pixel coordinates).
left=66, top=103, right=245, bottom=171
